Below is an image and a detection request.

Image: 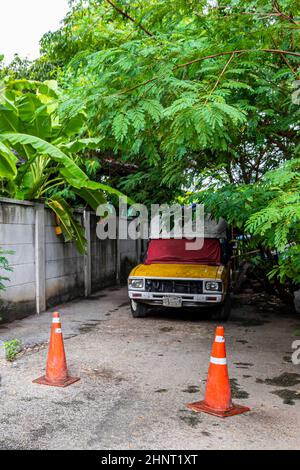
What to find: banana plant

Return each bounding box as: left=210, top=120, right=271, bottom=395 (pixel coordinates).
left=0, top=79, right=127, bottom=253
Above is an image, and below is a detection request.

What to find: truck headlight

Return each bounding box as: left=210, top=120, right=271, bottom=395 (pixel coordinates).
left=128, top=278, right=144, bottom=290
left=205, top=281, right=220, bottom=291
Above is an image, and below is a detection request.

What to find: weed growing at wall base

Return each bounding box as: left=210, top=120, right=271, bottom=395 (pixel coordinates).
left=4, top=339, right=21, bottom=362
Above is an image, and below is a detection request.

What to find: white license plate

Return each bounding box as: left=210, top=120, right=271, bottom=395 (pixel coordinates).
left=163, top=296, right=182, bottom=308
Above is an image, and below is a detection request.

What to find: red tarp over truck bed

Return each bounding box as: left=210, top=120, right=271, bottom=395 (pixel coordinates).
left=144, top=238, right=221, bottom=265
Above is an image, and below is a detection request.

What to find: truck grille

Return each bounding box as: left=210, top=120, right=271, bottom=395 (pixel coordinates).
left=145, top=279, right=203, bottom=294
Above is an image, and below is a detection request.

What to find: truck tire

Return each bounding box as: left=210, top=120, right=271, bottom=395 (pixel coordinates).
left=211, top=294, right=231, bottom=321
left=130, top=300, right=149, bottom=318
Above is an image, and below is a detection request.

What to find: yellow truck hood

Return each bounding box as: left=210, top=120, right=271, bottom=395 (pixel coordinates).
left=130, top=263, right=225, bottom=280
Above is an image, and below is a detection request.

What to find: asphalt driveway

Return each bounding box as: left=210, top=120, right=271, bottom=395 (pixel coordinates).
left=0, top=286, right=299, bottom=450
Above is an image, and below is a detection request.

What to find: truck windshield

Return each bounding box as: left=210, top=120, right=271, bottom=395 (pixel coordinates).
left=144, top=238, right=221, bottom=265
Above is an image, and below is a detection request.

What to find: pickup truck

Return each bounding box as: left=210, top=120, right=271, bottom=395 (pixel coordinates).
left=128, top=229, right=231, bottom=320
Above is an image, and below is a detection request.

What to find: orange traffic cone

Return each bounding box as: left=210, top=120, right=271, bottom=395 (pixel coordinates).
left=187, top=326, right=250, bottom=417
left=33, top=312, right=80, bottom=387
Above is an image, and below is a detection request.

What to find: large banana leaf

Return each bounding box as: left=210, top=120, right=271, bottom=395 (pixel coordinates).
left=0, top=92, right=18, bottom=112
left=4, top=79, right=58, bottom=98
left=0, top=142, right=18, bottom=179
left=60, top=112, right=86, bottom=138
left=0, top=105, right=19, bottom=133
left=17, top=95, right=52, bottom=139
left=0, top=133, right=131, bottom=202
left=0, top=131, right=132, bottom=252
left=0, top=132, right=81, bottom=171
left=72, top=187, right=107, bottom=211
left=47, top=196, right=87, bottom=254
left=59, top=137, right=103, bottom=153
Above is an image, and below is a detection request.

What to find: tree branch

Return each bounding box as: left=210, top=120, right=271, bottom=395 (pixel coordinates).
left=105, top=0, right=154, bottom=37
left=272, top=0, right=298, bottom=25
left=117, top=49, right=300, bottom=96
left=271, top=35, right=296, bottom=73
left=205, top=52, right=236, bottom=103
left=176, top=49, right=300, bottom=70
left=206, top=3, right=299, bottom=24
left=195, top=11, right=293, bottom=20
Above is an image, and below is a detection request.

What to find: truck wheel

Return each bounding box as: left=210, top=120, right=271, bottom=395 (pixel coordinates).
left=211, top=294, right=231, bottom=321
left=130, top=300, right=149, bottom=318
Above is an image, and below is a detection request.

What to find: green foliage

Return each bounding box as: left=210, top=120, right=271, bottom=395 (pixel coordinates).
left=0, top=79, right=127, bottom=253
left=193, top=155, right=300, bottom=286
left=33, top=0, right=299, bottom=203
left=246, top=159, right=300, bottom=284
left=47, top=196, right=87, bottom=254
left=119, top=165, right=184, bottom=206
left=0, top=247, right=13, bottom=292
left=0, top=142, right=18, bottom=179
left=4, top=339, right=21, bottom=362
left=1, top=0, right=299, bottom=286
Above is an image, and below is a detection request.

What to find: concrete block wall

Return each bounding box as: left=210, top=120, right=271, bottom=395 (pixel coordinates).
left=0, top=200, right=36, bottom=322
left=90, top=214, right=118, bottom=291
left=45, top=209, right=85, bottom=307
left=0, top=198, right=141, bottom=323
left=119, top=238, right=141, bottom=282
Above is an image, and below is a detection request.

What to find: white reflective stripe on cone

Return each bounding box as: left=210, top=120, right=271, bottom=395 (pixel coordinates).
left=52, top=318, right=60, bottom=323
left=55, top=328, right=62, bottom=333
left=210, top=356, right=227, bottom=365
left=215, top=335, right=225, bottom=343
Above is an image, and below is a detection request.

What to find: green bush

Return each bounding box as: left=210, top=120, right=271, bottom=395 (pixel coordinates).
left=193, top=156, right=300, bottom=300
left=4, top=339, right=21, bottom=362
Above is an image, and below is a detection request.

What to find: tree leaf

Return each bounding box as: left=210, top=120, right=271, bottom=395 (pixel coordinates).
left=47, top=196, right=87, bottom=254
left=0, top=142, right=18, bottom=179
left=0, top=132, right=131, bottom=202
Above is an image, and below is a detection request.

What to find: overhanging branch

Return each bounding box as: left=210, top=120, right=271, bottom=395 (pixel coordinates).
left=105, top=0, right=154, bottom=37
left=176, top=49, right=300, bottom=70
left=205, top=52, right=236, bottom=103
left=117, top=48, right=300, bottom=96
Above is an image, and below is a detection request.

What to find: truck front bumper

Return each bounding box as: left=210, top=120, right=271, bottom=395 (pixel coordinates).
left=128, top=290, right=224, bottom=307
